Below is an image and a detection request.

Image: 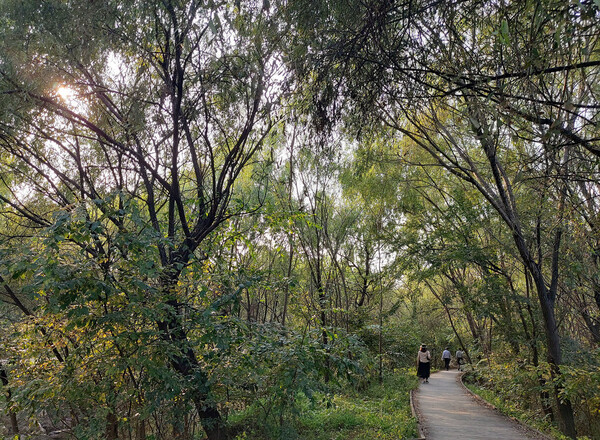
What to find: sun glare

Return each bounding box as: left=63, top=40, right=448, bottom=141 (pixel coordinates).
left=56, top=85, right=76, bottom=101
left=54, top=84, right=88, bottom=114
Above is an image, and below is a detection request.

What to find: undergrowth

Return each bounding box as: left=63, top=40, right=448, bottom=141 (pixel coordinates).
left=462, top=369, right=595, bottom=440
left=228, top=370, right=419, bottom=440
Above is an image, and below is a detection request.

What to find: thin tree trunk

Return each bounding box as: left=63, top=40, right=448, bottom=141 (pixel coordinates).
left=157, top=281, right=227, bottom=440
left=378, top=275, right=383, bottom=384
left=357, top=245, right=371, bottom=307
left=426, top=280, right=471, bottom=364
left=282, top=241, right=294, bottom=327
left=518, top=245, right=576, bottom=437
left=136, top=419, right=147, bottom=440
left=523, top=267, right=554, bottom=421
left=0, top=364, right=19, bottom=435
left=468, top=103, right=577, bottom=438
left=282, top=120, right=298, bottom=327
left=319, top=285, right=330, bottom=383
left=106, top=412, right=119, bottom=440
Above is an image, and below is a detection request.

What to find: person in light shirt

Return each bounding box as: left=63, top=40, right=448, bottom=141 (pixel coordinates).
left=442, top=347, right=451, bottom=370
left=416, top=344, right=431, bottom=383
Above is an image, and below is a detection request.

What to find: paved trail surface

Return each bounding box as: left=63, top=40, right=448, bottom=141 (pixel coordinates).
left=413, top=370, right=548, bottom=440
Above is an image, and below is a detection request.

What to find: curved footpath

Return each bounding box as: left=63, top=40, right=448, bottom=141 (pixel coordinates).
left=412, top=370, right=550, bottom=440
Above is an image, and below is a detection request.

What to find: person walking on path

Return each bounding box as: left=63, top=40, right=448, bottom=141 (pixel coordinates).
left=456, top=349, right=464, bottom=371
left=417, top=344, right=431, bottom=383
left=442, top=347, right=451, bottom=371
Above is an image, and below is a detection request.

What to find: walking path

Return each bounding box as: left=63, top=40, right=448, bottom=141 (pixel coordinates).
left=412, top=370, right=549, bottom=440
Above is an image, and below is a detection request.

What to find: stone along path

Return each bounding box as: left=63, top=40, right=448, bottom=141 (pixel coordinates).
left=413, top=370, right=549, bottom=440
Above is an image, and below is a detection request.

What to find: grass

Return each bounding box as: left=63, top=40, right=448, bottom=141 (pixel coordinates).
left=229, top=371, right=420, bottom=440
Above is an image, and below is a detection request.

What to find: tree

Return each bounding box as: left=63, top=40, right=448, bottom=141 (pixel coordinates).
left=0, top=1, right=285, bottom=438
left=289, top=0, right=600, bottom=436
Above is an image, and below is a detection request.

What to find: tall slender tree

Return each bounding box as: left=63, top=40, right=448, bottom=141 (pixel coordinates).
left=0, top=1, right=286, bottom=438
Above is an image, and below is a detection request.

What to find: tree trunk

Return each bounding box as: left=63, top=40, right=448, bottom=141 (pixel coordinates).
left=378, top=278, right=383, bottom=384
left=522, top=256, right=576, bottom=438
left=136, top=419, right=147, bottom=440
left=319, top=286, right=331, bottom=383
left=357, top=245, right=371, bottom=307
left=9, top=412, right=18, bottom=436
left=469, top=104, right=577, bottom=438
left=158, top=288, right=227, bottom=440
left=281, top=240, right=293, bottom=327
left=106, top=412, right=118, bottom=440
left=282, top=121, right=297, bottom=328
left=580, top=276, right=600, bottom=344
left=0, top=364, right=19, bottom=435
left=522, top=268, right=555, bottom=422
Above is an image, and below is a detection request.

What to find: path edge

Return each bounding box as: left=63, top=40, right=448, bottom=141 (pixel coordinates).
left=457, top=372, right=554, bottom=440
left=409, top=388, right=426, bottom=440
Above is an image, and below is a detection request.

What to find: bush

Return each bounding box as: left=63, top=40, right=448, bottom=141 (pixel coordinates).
left=218, top=323, right=373, bottom=438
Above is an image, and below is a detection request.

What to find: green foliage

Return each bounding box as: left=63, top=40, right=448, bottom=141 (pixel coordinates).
left=220, top=324, right=372, bottom=437
left=0, top=194, right=392, bottom=438
left=357, top=321, right=422, bottom=371
left=464, top=351, right=600, bottom=439
left=0, top=1, right=599, bottom=439
left=231, top=372, right=418, bottom=440
left=0, top=203, right=173, bottom=437
left=559, top=354, right=600, bottom=439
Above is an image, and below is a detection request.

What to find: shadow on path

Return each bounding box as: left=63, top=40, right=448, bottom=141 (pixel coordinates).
left=413, top=370, right=549, bottom=440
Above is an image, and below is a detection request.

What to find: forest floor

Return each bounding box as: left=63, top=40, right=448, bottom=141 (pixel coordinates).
left=413, top=370, right=551, bottom=440
left=230, top=372, right=419, bottom=439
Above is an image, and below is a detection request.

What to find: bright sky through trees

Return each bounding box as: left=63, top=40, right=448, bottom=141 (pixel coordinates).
left=0, top=1, right=598, bottom=439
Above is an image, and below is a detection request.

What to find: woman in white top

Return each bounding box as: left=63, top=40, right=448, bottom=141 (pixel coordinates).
left=417, top=344, right=431, bottom=383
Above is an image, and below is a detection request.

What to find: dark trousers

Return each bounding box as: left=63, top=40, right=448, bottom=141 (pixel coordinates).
left=443, top=358, right=450, bottom=370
